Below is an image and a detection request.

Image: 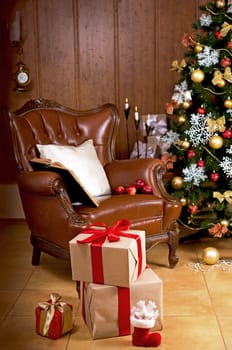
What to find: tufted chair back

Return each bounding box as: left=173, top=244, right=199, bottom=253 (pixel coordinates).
left=11, top=99, right=119, bottom=172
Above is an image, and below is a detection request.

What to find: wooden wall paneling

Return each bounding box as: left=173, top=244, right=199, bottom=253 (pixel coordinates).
left=37, top=0, right=76, bottom=108
left=0, top=0, right=16, bottom=107
left=0, top=0, right=21, bottom=183
left=78, top=0, right=115, bottom=110
left=117, top=0, right=156, bottom=158
left=157, top=0, right=198, bottom=113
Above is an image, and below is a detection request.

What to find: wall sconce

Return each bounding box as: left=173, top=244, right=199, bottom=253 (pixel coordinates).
left=9, top=11, right=32, bottom=92
left=9, top=11, right=21, bottom=49
left=13, top=62, right=32, bottom=92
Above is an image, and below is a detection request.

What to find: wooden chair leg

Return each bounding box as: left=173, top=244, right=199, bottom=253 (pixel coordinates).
left=76, top=281, right=80, bottom=298
left=167, top=221, right=179, bottom=268
left=32, top=246, right=41, bottom=265
left=146, top=221, right=180, bottom=268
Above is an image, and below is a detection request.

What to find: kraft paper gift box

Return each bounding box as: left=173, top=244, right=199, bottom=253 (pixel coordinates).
left=69, top=219, right=146, bottom=287
left=35, top=293, right=73, bottom=339
left=130, top=114, right=167, bottom=159
left=81, top=267, right=163, bottom=339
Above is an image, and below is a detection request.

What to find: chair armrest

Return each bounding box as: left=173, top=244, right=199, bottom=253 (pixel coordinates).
left=105, top=159, right=181, bottom=228
left=18, top=171, right=66, bottom=195
left=18, top=171, right=87, bottom=229
left=105, top=158, right=168, bottom=197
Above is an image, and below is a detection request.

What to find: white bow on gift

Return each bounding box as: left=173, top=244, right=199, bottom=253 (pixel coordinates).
left=149, top=115, right=167, bottom=136
left=38, top=293, right=70, bottom=336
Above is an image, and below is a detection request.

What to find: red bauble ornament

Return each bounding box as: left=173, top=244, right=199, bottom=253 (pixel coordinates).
left=210, top=172, right=220, bottom=182
left=221, top=57, right=231, bottom=67
left=188, top=204, right=198, bottom=214
left=187, top=150, right=196, bottom=158
left=141, top=184, right=153, bottom=194
left=197, top=106, right=206, bottom=115
left=227, top=41, right=232, bottom=51
left=114, top=185, right=126, bottom=194
left=222, top=129, right=232, bottom=139
left=215, top=31, right=222, bottom=40
left=197, top=159, right=205, bottom=167
left=135, top=179, right=145, bottom=191
left=126, top=185, right=137, bottom=195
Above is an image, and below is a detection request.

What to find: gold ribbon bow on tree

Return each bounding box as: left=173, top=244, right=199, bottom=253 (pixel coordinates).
left=213, top=191, right=232, bottom=204
left=38, top=293, right=71, bottom=336
left=206, top=116, right=226, bottom=133
left=170, top=59, right=187, bottom=72
left=220, top=22, right=232, bottom=37
left=212, top=67, right=232, bottom=85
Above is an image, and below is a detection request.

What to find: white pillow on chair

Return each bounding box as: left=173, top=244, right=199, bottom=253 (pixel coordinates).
left=36, top=139, right=111, bottom=197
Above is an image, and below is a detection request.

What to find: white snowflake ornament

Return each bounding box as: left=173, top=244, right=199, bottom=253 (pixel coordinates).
left=183, top=164, right=208, bottom=186
left=199, top=14, right=212, bottom=27
left=197, top=47, right=219, bottom=67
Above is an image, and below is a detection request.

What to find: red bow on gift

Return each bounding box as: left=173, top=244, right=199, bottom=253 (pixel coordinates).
left=76, top=219, right=143, bottom=284
left=77, top=219, right=131, bottom=244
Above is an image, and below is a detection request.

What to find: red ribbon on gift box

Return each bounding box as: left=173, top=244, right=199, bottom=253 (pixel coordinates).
left=76, top=219, right=143, bottom=284
left=81, top=282, right=131, bottom=337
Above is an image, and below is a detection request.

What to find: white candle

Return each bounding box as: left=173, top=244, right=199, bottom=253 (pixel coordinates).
left=134, top=106, right=139, bottom=121
left=146, top=114, right=150, bottom=127
left=125, top=98, right=129, bottom=110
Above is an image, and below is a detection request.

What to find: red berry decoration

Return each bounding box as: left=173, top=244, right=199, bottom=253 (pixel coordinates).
left=210, top=172, right=220, bottom=182
left=187, top=150, right=196, bottom=158
left=222, top=129, right=232, bottom=139
left=220, top=57, right=231, bottom=67
left=197, top=159, right=205, bottom=167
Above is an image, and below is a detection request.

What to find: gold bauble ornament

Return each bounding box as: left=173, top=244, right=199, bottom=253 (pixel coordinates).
left=177, top=115, right=186, bottom=124
left=224, top=97, right=232, bottom=109
left=182, top=101, right=191, bottom=109
left=180, top=197, right=187, bottom=206
left=181, top=139, right=190, bottom=150
left=194, top=43, right=203, bottom=53
left=215, top=0, right=225, bottom=8
left=217, top=79, right=226, bottom=88
left=171, top=176, right=184, bottom=189
left=209, top=134, right=223, bottom=149
left=202, top=247, right=220, bottom=265
left=220, top=219, right=229, bottom=227
left=191, top=68, right=205, bottom=83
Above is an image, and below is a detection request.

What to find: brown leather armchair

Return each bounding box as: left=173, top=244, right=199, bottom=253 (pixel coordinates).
left=9, top=98, right=181, bottom=268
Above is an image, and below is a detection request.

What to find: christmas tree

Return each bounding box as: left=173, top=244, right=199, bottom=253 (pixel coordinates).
left=163, top=0, right=232, bottom=239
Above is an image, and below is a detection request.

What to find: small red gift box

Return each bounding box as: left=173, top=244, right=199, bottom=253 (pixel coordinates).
left=35, top=293, right=73, bottom=339
left=81, top=266, right=163, bottom=339
left=69, top=219, right=146, bottom=287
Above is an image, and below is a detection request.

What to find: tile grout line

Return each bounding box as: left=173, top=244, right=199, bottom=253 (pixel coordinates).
left=198, top=243, right=228, bottom=350
left=0, top=267, right=36, bottom=326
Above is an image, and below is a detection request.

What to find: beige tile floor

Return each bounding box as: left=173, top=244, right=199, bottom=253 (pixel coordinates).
left=0, top=219, right=232, bottom=349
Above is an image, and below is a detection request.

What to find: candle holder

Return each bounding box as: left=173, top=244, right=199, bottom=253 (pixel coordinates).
left=124, top=106, right=131, bottom=158
left=134, top=118, right=140, bottom=158
left=145, top=123, right=152, bottom=158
